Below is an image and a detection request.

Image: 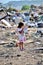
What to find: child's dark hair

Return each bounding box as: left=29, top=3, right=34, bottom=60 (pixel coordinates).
left=18, top=22, right=24, bottom=28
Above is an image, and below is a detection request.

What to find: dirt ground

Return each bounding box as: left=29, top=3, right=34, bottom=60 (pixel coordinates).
left=0, top=27, right=43, bottom=65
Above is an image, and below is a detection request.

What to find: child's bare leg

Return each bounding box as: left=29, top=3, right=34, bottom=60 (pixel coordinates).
left=21, top=42, right=24, bottom=50
left=19, top=42, right=22, bottom=50
left=19, top=42, right=24, bottom=51
left=19, top=42, right=23, bottom=50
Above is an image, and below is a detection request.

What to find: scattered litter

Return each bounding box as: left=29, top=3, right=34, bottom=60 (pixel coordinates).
left=17, top=54, right=21, bottom=57
left=0, top=41, right=8, bottom=45
left=37, top=61, right=42, bottom=65
left=4, top=42, right=17, bottom=48
left=5, top=43, right=14, bottom=47
left=35, top=42, right=41, bottom=45
left=5, top=62, right=12, bottom=65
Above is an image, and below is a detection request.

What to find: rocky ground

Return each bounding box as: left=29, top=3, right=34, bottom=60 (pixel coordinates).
left=0, top=27, right=43, bottom=65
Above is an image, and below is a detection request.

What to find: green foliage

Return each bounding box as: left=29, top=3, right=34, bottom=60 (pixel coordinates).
left=7, top=7, right=18, bottom=12
left=7, top=7, right=14, bottom=12
left=7, top=7, right=12, bottom=12
left=21, top=5, right=30, bottom=10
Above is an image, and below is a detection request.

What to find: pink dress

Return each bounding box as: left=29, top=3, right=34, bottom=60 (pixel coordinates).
left=17, top=28, right=26, bottom=42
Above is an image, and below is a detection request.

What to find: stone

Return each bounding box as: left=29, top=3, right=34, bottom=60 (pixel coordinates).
left=37, top=61, right=42, bottom=65
left=17, top=54, right=21, bottom=57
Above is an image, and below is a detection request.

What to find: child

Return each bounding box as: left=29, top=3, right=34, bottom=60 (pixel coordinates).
left=17, top=22, right=26, bottom=51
